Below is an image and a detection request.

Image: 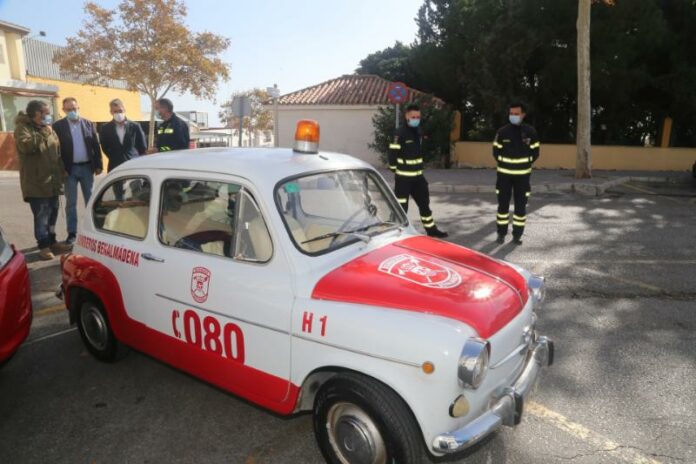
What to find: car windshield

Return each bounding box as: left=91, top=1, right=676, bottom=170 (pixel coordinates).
left=276, top=169, right=407, bottom=254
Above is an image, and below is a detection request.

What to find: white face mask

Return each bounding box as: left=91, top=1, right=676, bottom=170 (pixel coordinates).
left=113, top=113, right=126, bottom=123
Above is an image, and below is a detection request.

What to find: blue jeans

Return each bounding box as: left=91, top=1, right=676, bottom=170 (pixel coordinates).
left=28, top=197, right=60, bottom=249
left=65, top=163, right=94, bottom=236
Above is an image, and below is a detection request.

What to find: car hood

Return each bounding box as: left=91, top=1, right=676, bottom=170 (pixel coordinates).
left=312, top=236, right=529, bottom=338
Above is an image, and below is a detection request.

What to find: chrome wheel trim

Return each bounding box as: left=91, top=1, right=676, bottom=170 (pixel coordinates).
left=80, top=303, right=108, bottom=351
left=326, top=402, right=387, bottom=464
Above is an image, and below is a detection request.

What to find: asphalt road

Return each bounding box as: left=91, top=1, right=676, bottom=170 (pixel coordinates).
left=0, top=175, right=694, bottom=464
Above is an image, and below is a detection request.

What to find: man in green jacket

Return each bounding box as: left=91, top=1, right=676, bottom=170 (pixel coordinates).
left=14, top=100, right=72, bottom=260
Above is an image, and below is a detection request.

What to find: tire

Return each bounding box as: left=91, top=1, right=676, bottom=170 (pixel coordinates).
left=76, top=297, right=127, bottom=362
left=313, top=372, right=424, bottom=464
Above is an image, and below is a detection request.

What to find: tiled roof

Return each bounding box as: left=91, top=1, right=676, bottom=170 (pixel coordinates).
left=277, top=74, right=438, bottom=106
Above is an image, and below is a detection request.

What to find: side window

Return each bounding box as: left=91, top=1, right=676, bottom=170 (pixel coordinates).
left=93, top=177, right=151, bottom=239
left=235, top=191, right=273, bottom=263
left=159, top=179, right=239, bottom=258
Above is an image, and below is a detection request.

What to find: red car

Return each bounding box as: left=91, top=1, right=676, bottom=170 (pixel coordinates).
left=0, top=226, right=32, bottom=366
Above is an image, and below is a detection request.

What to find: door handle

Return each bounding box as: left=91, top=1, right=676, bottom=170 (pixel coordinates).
left=142, top=253, right=165, bottom=263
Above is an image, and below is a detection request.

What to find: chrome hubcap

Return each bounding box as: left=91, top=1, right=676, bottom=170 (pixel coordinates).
left=327, top=402, right=387, bottom=464
left=80, top=303, right=108, bottom=350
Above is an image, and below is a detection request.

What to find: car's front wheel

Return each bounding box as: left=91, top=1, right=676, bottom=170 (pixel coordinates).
left=313, top=372, right=424, bottom=464
left=77, top=297, right=127, bottom=362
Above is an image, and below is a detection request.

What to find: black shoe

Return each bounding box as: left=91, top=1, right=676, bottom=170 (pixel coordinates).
left=512, top=236, right=523, bottom=245
left=496, top=234, right=505, bottom=244
left=65, top=234, right=76, bottom=245
left=427, top=227, right=449, bottom=238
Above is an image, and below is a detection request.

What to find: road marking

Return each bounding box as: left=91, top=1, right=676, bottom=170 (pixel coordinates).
left=577, top=266, right=666, bottom=293
left=22, top=328, right=77, bottom=347
left=515, top=259, right=696, bottom=266
left=34, top=304, right=66, bottom=317
left=527, top=402, right=663, bottom=464
left=622, top=183, right=684, bottom=204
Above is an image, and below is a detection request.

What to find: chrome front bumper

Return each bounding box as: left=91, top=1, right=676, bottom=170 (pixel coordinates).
left=432, top=336, right=554, bottom=454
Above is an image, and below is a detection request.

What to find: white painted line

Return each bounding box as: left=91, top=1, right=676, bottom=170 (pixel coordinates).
left=22, top=328, right=77, bottom=347
left=527, top=402, right=663, bottom=464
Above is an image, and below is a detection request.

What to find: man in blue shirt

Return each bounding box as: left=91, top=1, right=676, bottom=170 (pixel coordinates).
left=53, top=97, right=103, bottom=244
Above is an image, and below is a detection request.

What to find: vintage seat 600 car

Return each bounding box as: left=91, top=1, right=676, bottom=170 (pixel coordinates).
left=59, top=120, right=554, bottom=463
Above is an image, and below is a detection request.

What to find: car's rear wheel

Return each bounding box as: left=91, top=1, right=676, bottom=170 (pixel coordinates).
left=77, top=297, right=126, bottom=362
left=313, top=372, right=424, bottom=464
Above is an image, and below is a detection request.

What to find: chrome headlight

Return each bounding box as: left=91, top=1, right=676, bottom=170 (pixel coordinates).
left=528, top=275, right=546, bottom=308
left=458, top=338, right=490, bottom=389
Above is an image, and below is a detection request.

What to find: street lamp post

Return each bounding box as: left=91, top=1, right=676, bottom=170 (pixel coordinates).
left=267, top=84, right=280, bottom=147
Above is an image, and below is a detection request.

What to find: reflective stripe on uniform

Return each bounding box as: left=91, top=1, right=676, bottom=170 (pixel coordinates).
left=157, top=128, right=175, bottom=134
left=497, top=167, right=532, bottom=175
left=160, top=146, right=171, bottom=151
left=397, top=198, right=408, bottom=204
left=389, top=144, right=401, bottom=150
left=530, top=142, right=540, bottom=149
left=405, top=158, right=423, bottom=165
left=497, top=213, right=509, bottom=219
left=513, top=220, right=526, bottom=227
left=513, top=215, right=526, bottom=221
left=395, top=170, right=423, bottom=177
left=496, top=219, right=509, bottom=225
left=397, top=158, right=405, bottom=164
left=496, top=189, right=500, bottom=194
left=423, top=222, right=436, bottom=228
left=525, top=192, right=531, bottom=197
left=389, top=165, right=396, bottom=171
left=493, top=141, right=503, bottom=149
left=498, top=156, right=532, bottom=164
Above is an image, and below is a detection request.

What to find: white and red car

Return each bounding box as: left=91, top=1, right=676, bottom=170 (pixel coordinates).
left=59, top=121, right=553, bottom=463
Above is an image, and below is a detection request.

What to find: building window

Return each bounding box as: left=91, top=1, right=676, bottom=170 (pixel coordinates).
left=1, top=94, right=55, bottom=132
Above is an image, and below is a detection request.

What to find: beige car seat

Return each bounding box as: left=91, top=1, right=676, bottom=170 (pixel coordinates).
left=103, top=206, right=149, bottom=238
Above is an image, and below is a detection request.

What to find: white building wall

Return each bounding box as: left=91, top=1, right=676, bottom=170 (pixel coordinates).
left=276, top=105, right=383, bottom=166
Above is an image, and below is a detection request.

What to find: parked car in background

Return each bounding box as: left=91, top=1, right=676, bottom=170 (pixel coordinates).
left=0, top=226, right=32, bottom=366
left=59, top=120, right=554, bottom=463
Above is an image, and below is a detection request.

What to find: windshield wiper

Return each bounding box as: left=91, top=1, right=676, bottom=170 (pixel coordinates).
left=301, top=230, right=371, bottom=245
left=300, top=221, right=400, bottom=246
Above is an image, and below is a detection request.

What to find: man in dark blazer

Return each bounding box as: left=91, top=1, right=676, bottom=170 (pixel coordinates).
left=53, top=97, right=103, bottom=244
left=99, top=98, right=147, bottom=172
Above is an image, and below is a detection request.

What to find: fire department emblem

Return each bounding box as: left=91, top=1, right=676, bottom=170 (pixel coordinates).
left=190, top=267, right=211, bottom=303
left=378, top=254, right=462, bottom=289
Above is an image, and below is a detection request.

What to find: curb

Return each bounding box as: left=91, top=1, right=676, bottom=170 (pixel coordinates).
left=428, top=176, right=631, bottom=196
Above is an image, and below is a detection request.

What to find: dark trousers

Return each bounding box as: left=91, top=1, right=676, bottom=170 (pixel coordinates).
left=394, top=175, right=436, bottom=230
left=496, top=174, right=531, bottom=238
left=28, top=197, right=60, bottom=248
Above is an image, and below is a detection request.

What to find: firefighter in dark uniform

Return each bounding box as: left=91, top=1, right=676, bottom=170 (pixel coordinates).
left=389, top=103, right=448, bottom=238
left=493, top=102, right=540, bottom=245
left=154, top=98, right=190, bottom=152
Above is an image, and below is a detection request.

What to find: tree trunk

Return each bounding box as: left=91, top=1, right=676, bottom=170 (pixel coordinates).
left=576, top=0, right=592, bottom=179
left=148, top=95, right=157, bottom=149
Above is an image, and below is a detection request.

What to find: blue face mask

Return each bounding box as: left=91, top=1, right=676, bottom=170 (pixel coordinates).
left=67, top=110, right=79, bottom=121
left=42, top=114, right=53, bottom=125
left=509, top=114, right=523, bottom=125
left=407, top=118, right=421, bottom=128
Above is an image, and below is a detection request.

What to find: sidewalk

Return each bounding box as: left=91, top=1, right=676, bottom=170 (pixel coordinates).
left=378, top=168, right=694, bottom=196
left=2, top=167, right=692, bottom=195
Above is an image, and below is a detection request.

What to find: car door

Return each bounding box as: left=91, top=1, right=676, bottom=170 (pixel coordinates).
left=88, top=175, right=160, bottom=326
left=141, top=173, right=294, bottom=406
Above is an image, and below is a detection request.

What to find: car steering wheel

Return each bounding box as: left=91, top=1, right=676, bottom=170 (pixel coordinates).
left=174, top=230, right=233, bottom=256
left=329, top=208, right=371, bottom=247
